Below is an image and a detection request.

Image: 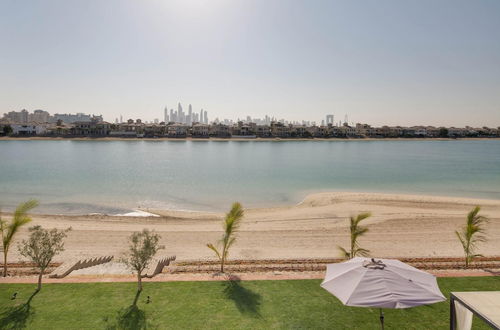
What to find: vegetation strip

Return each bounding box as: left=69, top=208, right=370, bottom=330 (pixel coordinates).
left=1, top=277, right=500, bottom=329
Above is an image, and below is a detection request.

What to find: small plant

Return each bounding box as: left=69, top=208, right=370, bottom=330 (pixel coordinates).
left=456, top=206, right=488, bottom=268
left=337, top=212, right=372, bottom=259
left=1, top=200, right=39, bottom=277
left=18, top=225, right=70, bottom=291
left=207, top=202, right=244, bottom=273
left=121, top=229, right=164, bottom=305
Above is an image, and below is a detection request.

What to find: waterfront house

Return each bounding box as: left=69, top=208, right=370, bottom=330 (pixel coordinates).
left=315, top=125, right=330, bottom=138
left=337, top=124, right=357, bottom=137
left=209, top=123, right=230, bottom=137
left=355, top=123, right=374, bottom=137
left=143, top=124, right=166, bottom=137
left=192, top=123, right=210, bottom=137
left=255, top=125, right=272, bottom=137
left=11, top=124, right=48, bottom=136
left=109, top=122, right=144, bottom=137
left=72, top=120, right=110, bottom=136
left=270, top=122, right=291, bottom=138
left=305, top=125, right=319, bottom=137
left=231, top=122, right=257, bottom=137
left=167, top=123, right=189, bottom=137
left=448, top=127, right=467, bottom=138
left=46, top=122, right=73, bottom=136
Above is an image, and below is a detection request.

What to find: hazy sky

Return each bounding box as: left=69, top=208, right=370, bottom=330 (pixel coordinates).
left=1, top=0, right=499, bottom=126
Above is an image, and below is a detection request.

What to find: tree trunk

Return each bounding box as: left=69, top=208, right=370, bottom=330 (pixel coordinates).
left=3, top=252, right=7, bottom=277
left=133, top=273, right=143, bottom=306
left=37, top=271, right=43, bottom=291
left=221, top=252, right=225, bottom=273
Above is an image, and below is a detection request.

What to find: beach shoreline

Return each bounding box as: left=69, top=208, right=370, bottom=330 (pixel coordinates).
left=2, top=192, right=500, bottom=264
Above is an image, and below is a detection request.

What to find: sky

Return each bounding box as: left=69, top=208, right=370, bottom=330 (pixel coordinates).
left=1, top=0, right=499, bottom=127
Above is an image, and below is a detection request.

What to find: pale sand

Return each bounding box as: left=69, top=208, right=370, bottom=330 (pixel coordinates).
left=4, top=192, right=500, bottom=263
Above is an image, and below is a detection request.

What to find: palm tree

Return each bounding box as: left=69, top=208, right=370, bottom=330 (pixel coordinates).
left=337, top=212, right=372, bottom=259
left=1, top=200, right=39, bottom=277
left=456, top=206, right=488, bottom=268
left=207, top=202, right=244, bottom=273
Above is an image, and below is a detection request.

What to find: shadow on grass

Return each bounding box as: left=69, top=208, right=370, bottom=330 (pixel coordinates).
left=105, top=304, right=157, bottom=330
left=223, top=275, right=262, bottom=318
left=0, top=290, right=39, bottom=330
left=117, top=305, right=146, bottom=330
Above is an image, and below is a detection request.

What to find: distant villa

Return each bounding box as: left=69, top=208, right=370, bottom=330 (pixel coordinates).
left=0, top=109, right=499, bottom=139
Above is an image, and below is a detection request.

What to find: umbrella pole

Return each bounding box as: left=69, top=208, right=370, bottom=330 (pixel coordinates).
left=379, top=308, right=384, bottom=330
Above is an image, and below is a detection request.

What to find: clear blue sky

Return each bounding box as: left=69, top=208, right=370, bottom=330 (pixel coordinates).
left=1, top=0, right=499, bottom=126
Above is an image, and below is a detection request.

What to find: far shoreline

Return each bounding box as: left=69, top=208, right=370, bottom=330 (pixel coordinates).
left=1, top=136, right=500, bottom=142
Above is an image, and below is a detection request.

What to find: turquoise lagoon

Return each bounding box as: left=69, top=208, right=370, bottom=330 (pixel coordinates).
left=1, top=139, right=499, bottom=214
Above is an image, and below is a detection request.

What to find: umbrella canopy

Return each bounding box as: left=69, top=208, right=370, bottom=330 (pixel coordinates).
left=321, top=257, right=446, bottom=309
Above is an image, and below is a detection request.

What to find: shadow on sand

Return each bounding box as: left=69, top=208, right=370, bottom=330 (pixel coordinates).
left=0, top=290, right=39, bottom=330
left=223, top=275, right=262, bottom=318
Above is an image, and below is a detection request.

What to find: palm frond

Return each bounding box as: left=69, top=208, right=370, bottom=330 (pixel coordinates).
left=13, top=199, right=39, bottom=220
left=354, top=227, right=369, bottom=236
left=206, top=243, right=222, bottom=261
left=336, top=245, right=350, bottom=259
left=225, top=237, right=237, bottom=251
left=208, top=202, right=244, bottom=271
left=455, top=231, right=466, bottom=250
left=355, top=212, right=372, bottom=224
left=457, top=206, right=489, bottom=267
left=354, top=248, right=370, bottom=257
left=346, top=212, right=371, bottom=259
left=224, top=202, right=244, bottom=234
left=4, top=200, right=39, bottom=249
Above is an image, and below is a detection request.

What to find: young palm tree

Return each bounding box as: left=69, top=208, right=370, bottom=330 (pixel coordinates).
left=337, top=212, right=372, bottom=259
left=1, top=199, right=39, bottom=277
left=207, top=202, right=244, bottom=273
left=456, top=206, right=488, bottom=268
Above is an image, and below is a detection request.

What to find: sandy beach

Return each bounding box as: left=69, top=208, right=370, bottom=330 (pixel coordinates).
left=2, top=192, right=500, bottom=264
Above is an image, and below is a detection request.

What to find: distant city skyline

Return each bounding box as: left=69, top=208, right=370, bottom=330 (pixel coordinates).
left=5, top=108, right=500, bottom=130
left=1, top=0, right=500, bottom=127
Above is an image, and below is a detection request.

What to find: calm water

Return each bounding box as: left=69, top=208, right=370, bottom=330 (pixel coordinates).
left=1, top=140, right=500, bottom=214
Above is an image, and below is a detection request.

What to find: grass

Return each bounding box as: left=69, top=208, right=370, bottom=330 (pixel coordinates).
left=0, top=277, right=499, bottom=329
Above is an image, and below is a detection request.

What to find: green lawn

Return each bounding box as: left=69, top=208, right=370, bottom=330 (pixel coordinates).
left=0, top=277, right=499, bottom=329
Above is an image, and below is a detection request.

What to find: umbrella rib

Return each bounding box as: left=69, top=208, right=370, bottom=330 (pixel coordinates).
left=344, top=270, right=370, bottom=306
left=385, top=262, right=435, bottom=276
left=386, top=269, right=445, bottom=302
left=321, top=264, right=360, bottom=285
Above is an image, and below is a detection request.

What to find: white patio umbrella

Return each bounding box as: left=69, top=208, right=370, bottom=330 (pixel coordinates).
left=321, top=257, right=446, bottom=329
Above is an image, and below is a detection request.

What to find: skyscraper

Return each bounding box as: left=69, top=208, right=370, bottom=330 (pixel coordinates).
left=326, top=114, right=334, bottom=125
left=203, top=110, right=208, bottom=124
left=178, top=103, right=184, bottom=123
left=170, top=109, right=175, bottom=123
left=164, top=106, right=169, bottom=123
left=199, top=109, right=203, bottom=124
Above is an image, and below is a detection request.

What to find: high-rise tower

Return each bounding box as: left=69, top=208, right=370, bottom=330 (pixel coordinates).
left=326, top=114, right=334, bottom=125
left=188, top=104, right=193, bottom=125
